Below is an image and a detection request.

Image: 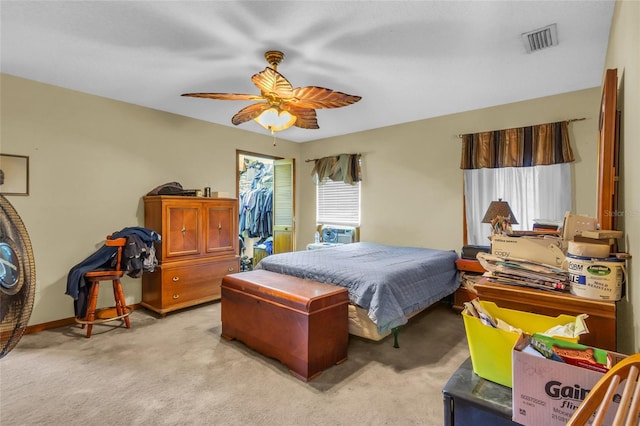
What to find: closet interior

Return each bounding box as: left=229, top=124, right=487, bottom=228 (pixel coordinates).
left=238, top=153, right=274, bottom=270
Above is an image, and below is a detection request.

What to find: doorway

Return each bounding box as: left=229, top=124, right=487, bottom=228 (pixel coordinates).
left=237, top=152, right=275, bottom=270
left=236, top=151, right=296, bottom=269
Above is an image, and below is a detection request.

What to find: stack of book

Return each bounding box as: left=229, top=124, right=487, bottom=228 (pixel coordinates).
left=477, top=252, right=570, bottom=292
left=531, top=219, right=562, bottom=235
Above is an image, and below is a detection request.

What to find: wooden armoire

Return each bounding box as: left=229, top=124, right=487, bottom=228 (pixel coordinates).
left=141, top=195, right=239, bottom=315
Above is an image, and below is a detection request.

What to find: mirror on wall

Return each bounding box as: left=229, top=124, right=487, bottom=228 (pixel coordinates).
left=597, top=68, right=620, bottom=231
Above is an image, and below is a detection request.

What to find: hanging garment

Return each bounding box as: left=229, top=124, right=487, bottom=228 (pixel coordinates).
left=66, top=227, right=161, bottom=318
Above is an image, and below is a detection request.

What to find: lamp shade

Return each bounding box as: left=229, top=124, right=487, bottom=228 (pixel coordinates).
left=482, top=199, right=518, bottom=224
left=254, top=107, right=297, bottom=132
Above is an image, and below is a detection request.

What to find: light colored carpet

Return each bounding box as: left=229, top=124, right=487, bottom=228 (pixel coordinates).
left=0, top=301, right=470, bottom=425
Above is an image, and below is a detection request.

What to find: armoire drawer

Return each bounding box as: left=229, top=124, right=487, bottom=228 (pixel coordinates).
left=142, top=257, right=240, bottom=315
left=160, top=259, right=238, bottom=306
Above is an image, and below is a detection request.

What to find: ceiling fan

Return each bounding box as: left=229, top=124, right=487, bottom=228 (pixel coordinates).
left=181, top=50, right=362, bottom=134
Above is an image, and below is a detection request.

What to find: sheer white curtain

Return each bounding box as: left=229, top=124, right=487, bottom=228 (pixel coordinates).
left=464, top=163, right=572, bottom=245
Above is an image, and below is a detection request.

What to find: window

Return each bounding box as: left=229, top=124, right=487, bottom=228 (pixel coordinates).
left=316, top=179, right=361, bottom=226
left=464, top=164, right=571, bottom=245
left=460, top=121, right=576, bottom=245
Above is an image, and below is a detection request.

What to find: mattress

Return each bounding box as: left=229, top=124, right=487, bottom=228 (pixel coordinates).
left=348, top=304, right=391, bottom=340
left=348, top=304, right=429, bottom=341
left=255, top=242, right=459, bottom=334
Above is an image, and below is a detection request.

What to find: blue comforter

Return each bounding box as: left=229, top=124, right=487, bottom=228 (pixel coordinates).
left=255, top=242, right=459, bottom=333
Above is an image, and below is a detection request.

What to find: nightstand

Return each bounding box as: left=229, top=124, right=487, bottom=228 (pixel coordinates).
left=453, top=259, right=486, bottom=311
left=455, top=259, right=486, bottom=273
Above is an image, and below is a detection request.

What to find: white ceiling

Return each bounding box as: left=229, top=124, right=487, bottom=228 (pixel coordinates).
left=1, top=1, right=615, bottom=143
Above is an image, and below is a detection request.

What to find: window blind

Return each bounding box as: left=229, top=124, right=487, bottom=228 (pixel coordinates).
left=316, top=178, right=360, bottom=226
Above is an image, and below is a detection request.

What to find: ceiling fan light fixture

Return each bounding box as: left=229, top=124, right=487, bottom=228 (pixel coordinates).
left=181, top=50, right=360, bottom=137
left=254, top=107, right=297, bottom=133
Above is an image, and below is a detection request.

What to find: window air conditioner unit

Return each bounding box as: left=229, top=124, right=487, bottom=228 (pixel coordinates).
left=318, top=225, right=358, bottom=244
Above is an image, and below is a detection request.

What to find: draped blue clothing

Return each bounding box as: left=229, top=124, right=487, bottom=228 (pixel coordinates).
left=66, top=227, right=160, bottom=317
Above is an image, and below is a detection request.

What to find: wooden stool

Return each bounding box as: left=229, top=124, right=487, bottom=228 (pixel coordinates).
left=75, top=236, right=132, bottom=338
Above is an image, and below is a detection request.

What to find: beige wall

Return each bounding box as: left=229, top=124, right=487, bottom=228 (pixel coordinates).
left=604, top=0, right=640, bottom=354
left=1, top=72, right=602, bottom=328
left=298, top=89, right=601, bottom=249
left=0, top=74, right=302, bottom=325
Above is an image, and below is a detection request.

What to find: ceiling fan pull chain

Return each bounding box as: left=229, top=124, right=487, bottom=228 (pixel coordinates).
left=272, top=130, right=277, bottom=147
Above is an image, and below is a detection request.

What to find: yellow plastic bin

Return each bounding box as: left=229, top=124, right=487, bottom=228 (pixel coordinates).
left=462, top=300, right=577, bottom=388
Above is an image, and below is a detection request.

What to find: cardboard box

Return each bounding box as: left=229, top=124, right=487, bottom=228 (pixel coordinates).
left=210, top=191, right=230, bottom=198
left=562, top=213, right=598, bottom=241
left=572, top=235, right=617, bottom=255
left=462, top=301, right=576, bottom=388
left=512, top=335, right=627, bottom=426
left=490, top=234, right=566, bottom=267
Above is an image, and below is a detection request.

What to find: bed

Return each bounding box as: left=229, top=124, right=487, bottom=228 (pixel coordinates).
left=254, top=242, right=459, bottom=346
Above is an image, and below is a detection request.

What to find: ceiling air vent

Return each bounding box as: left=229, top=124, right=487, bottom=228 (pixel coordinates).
left=521, top=23, right=558, bottom=53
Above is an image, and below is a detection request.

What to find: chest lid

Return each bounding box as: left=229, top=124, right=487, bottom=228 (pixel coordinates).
left=222, top=269, right=348, bottom=312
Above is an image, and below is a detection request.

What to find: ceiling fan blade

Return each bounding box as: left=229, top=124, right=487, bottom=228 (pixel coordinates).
left=231, top=103, right=270, bottom=125
left=292, top=86, right=361, bottom=109
left=252, top=67, right=294, bottom=98
left=183, top=51, right=359, bottom=132
left=285, top=105, right=319, bottom=129
left=181, top=92, right=263, bottom=101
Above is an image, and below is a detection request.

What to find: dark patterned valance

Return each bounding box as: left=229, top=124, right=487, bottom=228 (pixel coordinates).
left=460, top=121, right=574, bottom=169
left=311, top=153, right=361, bottom=185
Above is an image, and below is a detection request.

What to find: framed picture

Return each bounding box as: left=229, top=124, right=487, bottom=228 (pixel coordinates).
left=0, top=154, right=29, bottom=196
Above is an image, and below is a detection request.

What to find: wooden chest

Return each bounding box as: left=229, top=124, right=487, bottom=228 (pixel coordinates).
left=221, top=270, right=349, bottom=381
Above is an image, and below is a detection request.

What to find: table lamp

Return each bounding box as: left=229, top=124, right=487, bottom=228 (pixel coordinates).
left=482, top=199, right=518, bottom=234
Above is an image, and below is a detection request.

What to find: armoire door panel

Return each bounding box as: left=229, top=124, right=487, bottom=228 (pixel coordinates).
left=166, top=205, right=200, bottom=257
left=205, top=205, right=237, bottom=256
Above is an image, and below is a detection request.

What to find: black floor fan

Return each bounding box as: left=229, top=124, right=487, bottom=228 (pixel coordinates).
left=0, top=194, right=36, bottom=358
